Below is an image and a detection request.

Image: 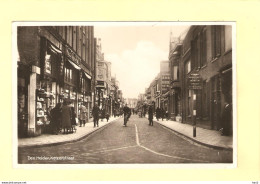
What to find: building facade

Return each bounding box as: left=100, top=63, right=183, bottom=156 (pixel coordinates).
left=17, top=26, right=95, bottom=137
left=168, top=37, right=183, bottom=121
left=171, top=25, right=232, bottom=134
left=160, top=60, right=171, bottom=111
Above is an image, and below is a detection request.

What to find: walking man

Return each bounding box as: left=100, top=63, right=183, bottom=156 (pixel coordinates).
left=148, top=105, right=154, bottom=126
left=92, top=103, right=100, bottom=128
left=123, top=103, right=130, bottom=126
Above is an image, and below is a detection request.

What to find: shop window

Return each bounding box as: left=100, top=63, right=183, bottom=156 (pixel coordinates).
left=64, top=66, right=72, bottom=83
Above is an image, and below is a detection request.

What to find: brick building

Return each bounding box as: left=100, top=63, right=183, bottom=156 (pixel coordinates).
left=170, top=25, right=233, bottom=134
left=17, top=26, right=95, bottom=137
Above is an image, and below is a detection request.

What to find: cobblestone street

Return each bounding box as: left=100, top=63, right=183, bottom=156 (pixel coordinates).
left=18, top=115, right=232, bottom=164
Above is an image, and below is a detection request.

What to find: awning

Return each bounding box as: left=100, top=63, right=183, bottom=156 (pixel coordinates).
left=84, top=71, right=91, bottom=79
left=50, top=44, right=62, bottom=54
left=68, top=59, right=81, bottom=70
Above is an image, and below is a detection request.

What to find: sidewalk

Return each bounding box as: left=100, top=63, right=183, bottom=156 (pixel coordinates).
left=18, top=116, right=120, bottom=148
left=154, top=118, right=233, bottom=150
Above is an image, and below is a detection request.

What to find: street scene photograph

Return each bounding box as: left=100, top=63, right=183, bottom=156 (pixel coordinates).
left=15, top=22, right=234, bottom=165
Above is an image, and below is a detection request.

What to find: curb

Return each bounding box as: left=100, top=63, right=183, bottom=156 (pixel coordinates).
left=18, top=118, right=120, bottom=149
left=155, top=120, right=233, bottom=151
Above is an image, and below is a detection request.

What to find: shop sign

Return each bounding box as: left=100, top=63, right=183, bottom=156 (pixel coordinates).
left=97, top=68, right=105, bottom=81
left=65, top=46, right=80, bottom=66
left=96, top=81, right=105, bottom=88
left=188, top=71, right=202, bottom=90
left=59, top=56, right=64, bottom=79
left=45, top=54, right=51, bottom=74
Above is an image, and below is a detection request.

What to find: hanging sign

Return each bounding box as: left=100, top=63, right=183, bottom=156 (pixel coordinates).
left=45, top=54, right=51, bottom=74
left=187, top=71, right=202, bottom=90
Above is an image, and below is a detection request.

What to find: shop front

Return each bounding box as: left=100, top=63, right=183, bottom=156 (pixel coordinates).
left=81, top=71, right=92, bottom=122
left=36, top=39, right=63, bottom=135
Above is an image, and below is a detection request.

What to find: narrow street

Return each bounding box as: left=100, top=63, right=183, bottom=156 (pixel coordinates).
left=18, top=115, right=232, bottom=164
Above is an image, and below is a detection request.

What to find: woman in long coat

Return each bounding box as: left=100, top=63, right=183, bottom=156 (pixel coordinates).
left=50, top=103, right=62, bottom=134
left=61, top=100, right=72, bottom=134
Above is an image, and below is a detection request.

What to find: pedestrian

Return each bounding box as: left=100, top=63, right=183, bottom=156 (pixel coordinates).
left=70, top=103, right=77, bottom=133
left=165, top=110, right=169, bottom=120
left=79, top=103, right=87, bottom=127
left=161, top=107, right=165, bottom=121
left=101, top=108, right=105, bottom=121
left=123, top=104, right=130, bottom=126
left=92, top=103, right=100, bottom=128
left=127, top=109, right=131, bottom=121
left=61, top=99, right=72, bottom=134
left=156, top=107, right=161, bottom=121
left=138, top=110, right=141, bottom=118
left=50, top=103, right=62, bottom=134
left=105, top=112, right=110, bottom=122
left=148, top=105, right=154, bottom=126
left=220, top=93, right=232, bottom=136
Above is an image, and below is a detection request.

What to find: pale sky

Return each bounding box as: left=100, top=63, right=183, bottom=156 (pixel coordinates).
left=94, top=25, right=190, bottom=99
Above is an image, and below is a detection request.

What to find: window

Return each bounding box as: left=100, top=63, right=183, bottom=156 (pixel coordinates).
left=196, top=37, right=201, bottom=68
left=202, top=29, right=207, bottom=66
left=82, top=28, right=86, bottom=63
left=70, top=69, right=72, bottom=81
left=212, top=25, right=221, bottom=59
left=73, top=27, right=77, bottom=51
left=186, top=60, right=191, bottom=74
left=173, top=66, right=179, bottom=81
left=225, top=25, right=232, bottom=52
left=77, top=27, right=82, bottom=57
left=66, top=26, right=73, bottom=46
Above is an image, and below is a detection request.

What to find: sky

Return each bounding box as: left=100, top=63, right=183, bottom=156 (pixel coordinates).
left=94, top=25, right=190, bottom=99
